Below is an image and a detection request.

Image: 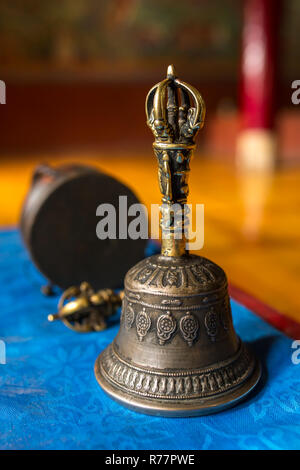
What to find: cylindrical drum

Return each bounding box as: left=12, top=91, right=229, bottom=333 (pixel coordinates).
left=20, top=163, right=147, bottom=291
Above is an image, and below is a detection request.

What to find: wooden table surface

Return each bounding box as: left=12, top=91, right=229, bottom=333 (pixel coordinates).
left=1, top=152, right=299, bottom=323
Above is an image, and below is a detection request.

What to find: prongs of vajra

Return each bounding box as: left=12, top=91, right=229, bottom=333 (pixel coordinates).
left=167, top=82, right=179, bottom=139
left=48, top=313, right=59, bottom=322
left=48, top=308, right=91, bottom=323
left=167, top=64, right=177, bottom=79
left=178, top=87, right=191, bottom=132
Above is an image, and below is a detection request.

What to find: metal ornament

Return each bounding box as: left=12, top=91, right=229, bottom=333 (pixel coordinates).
left=95, top=66, right=261, bottom=416
left=48, top=282, right=123, bottom=332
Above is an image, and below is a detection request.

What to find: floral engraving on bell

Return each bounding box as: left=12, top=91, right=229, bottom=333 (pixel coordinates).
left=136, top=308, right=151, bottom=341
left=129, top=258, right=227, bottom=293
left=156, top=311, right=176, bottom=345
left=190, top=264, right=216, bottom=285
left=180, top=312, right=199, bottom=346
left=161, top=298, right=182, bottom=306
left=125, top=304, right=135, bottom=330
left=136, top=267, right=154, bottom=283
left=205, top=309, right=218, bottom=342
left=164, top=269, right=180, bottom=287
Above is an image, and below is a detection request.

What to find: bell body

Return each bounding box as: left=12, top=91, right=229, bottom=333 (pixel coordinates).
left=95, top=65, right=261, bottom=416
left=95, top=253, right=261, bottom=416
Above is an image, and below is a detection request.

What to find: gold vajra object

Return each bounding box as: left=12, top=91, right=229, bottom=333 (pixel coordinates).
left=95, top=66, right=261, bottom=416
left=48, top=282, right=124, bottom=333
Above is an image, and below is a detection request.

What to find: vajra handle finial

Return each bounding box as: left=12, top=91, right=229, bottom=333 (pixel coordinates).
left=145, top=65, right=206, bottom=256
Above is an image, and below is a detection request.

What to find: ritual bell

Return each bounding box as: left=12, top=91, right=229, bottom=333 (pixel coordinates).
left=95, top=66, right=261, bottom=416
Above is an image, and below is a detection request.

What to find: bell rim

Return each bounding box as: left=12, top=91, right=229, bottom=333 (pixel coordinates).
left=94, top=348, right=261, bottom=417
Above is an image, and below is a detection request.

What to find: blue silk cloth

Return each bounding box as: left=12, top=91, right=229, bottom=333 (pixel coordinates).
left=0, top=229, right=299, bottom=450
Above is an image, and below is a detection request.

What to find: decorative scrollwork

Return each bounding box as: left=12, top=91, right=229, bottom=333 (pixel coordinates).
left=124, top=304, right=135, bottom=330
left=180, top=312, right=199, bottom=346
left=136, top=308, right=151, bottom=341
left=136, top=267, right=154, bottom=283
left=164, top=269, right=180, bottom=287
left=205, top=309, right=218, bottom=342
left=180, top=107, right=201, bottom=140
left=147, top=108, right=174, bottom=143
left=127, top=256, right=226, bottom=294
left=156, top=311, right=176, bottom=345
left=98, top=342, right=255, bottom=400
left=190, top=264, right=216, bottom=284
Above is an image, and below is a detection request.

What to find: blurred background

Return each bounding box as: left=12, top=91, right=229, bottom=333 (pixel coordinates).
left=0, top=0, right=299, bottom=157
left=0, top=0, right=299, bottom=323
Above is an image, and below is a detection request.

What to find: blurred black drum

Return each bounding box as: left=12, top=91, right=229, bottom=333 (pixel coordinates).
left=20, top=163, right=147, bottom=291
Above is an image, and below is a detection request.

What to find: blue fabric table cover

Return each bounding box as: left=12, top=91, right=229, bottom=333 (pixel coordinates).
left=0, top=229, right=299, bottom=450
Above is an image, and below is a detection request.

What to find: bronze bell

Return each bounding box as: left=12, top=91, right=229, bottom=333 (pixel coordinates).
left=95, top=65, right=261, bottom=416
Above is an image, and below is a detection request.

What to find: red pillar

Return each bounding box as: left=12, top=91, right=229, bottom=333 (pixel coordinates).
left=237, top=0, right=282, bottom=169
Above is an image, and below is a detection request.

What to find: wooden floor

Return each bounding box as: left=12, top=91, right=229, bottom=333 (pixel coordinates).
left=1, top=152, right=300, bottom=323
